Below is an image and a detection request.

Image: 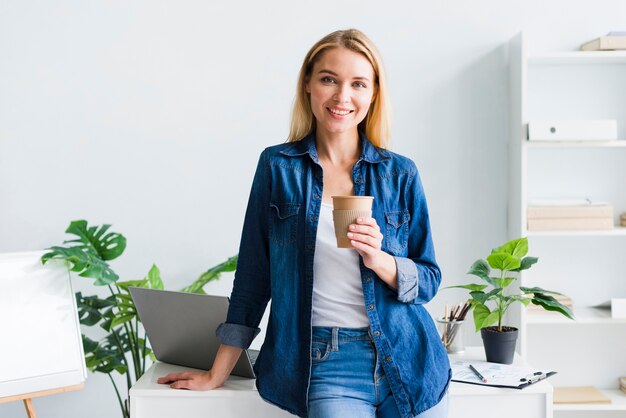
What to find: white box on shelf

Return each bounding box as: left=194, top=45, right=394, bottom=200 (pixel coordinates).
left=611, top=298, right=626, bottom=318
left=593, top=299, right=626, bottom=319
left=528, top=120, right=618, bottom=141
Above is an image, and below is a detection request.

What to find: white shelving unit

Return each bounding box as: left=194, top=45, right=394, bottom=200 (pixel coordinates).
left=508, top=33, right=626, bottom=417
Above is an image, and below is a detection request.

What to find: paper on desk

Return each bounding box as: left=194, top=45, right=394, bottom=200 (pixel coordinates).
left=451, top=360, right=556, bottom=389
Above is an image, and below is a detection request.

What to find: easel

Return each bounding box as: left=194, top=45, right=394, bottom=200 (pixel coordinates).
left=0, top=384, right=84, bottom=418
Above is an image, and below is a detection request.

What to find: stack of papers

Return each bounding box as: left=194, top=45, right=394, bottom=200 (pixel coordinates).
left=451, top=360, right=555, bottom=389
left=527, top=199, right=614, bottom=231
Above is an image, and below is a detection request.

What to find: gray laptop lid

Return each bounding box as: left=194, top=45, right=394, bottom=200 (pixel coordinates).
left=129, top=287, right=256, bottom=378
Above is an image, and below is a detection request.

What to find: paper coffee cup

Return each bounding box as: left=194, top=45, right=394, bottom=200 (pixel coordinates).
left=331, top=196, right=374, bottom=248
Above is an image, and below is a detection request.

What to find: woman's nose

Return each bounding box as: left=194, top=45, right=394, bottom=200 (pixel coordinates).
left=334, top=83, right=351, bottom=103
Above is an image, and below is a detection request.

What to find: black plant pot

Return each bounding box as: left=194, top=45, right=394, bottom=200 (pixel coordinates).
left=480, top=326, right=518, bottom=364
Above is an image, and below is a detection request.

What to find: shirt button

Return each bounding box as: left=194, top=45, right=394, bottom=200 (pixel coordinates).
left=375, top=331, right=381, bottom=337
left=310, top=215, right=317, bottom=221
left=385, top=356, right=391, bottom=363
left=365, top=277, right=371, bottom=283
left=314, top=194, right=321, bottom=199
left=368, top=304, right=374, bottom=311
left=355, top=177, right=362, bottom=183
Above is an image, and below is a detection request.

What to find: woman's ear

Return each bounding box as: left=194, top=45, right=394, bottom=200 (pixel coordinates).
left=305, top=79, right=311, bottom=94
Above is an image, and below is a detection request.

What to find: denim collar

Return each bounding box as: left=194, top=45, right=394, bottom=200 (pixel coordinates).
left=279, top=130, right=391, bottom=164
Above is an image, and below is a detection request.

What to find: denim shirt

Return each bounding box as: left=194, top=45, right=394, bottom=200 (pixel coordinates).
left=217, top=131, right=450, bottom=418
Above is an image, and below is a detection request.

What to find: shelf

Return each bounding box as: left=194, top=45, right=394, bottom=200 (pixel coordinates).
left=527, top=226, right=626, bottom=237
left=554, top=389, right=626, bottom=411
left=529, top=51, right=626, bottom=65
left=527, top=140, right=626, bottom=148
left=526, top=307, right=626, bottom=325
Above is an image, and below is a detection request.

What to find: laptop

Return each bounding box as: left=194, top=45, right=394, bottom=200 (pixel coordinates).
left=129, top=287, right=258, bottom=378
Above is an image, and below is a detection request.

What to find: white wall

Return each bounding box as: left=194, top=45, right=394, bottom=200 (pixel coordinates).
left=2, top=1, right=625, bottom=416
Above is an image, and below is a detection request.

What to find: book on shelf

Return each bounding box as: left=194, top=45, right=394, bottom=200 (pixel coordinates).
left=528, top=217, right=613, bottom=231
left=554, top=386, right=611, bottom=404
left=528, top=204, right=613, bottom=219
left=581, top=33, right=626, bottom=51
left=620, top=377, right=626, bottom=394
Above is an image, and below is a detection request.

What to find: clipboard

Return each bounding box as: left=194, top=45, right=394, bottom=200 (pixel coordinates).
left=451, top=360, right=556, bottom=389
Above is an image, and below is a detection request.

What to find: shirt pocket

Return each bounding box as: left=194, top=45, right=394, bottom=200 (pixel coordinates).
left=384, top=210, right=410, bottom=255
left=269, top=202, right=300, bottom=245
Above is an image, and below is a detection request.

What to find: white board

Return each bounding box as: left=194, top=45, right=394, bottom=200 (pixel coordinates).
left=0, top=251, right=87, bottom=398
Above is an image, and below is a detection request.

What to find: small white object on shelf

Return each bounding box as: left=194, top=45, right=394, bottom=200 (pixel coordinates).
left=593, top=299, right=626, bottom=319
left=528, top=120, right=618, bottom=141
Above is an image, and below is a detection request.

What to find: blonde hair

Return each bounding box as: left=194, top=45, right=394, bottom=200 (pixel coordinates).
left=288, top=29, right=391, bottom=148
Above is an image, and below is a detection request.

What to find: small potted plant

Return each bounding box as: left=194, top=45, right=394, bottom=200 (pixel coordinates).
left=447, top=237, right=574, bottom=364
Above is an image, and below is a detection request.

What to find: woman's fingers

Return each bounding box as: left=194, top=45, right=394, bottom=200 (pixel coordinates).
left=157, top=372, right=191, bottom=384
left=348, top=218, right=383, bottom=248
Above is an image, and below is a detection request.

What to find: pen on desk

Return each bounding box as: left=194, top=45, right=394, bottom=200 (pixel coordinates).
left=469, top=364, right=487, bottom=383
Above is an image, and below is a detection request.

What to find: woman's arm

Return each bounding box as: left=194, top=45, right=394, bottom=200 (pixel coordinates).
left=157, top=344, right=243, bottom=390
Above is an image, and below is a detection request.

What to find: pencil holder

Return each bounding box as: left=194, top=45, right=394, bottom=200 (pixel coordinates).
left=436, top=318, right=465, bottom=354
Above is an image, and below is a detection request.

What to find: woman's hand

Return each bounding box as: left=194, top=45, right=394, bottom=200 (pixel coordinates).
left=157, top=344, right=242, bottom=390
left=348, top=217, right=398, bottom=288
left=157, top=369, right=226, bottom=390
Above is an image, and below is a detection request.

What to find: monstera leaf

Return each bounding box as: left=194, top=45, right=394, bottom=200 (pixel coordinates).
left=41, top=220, right=126, bottom=285
left=63, top=220, right=126, bottom=261
left=181, top=255, right=238, bottom=294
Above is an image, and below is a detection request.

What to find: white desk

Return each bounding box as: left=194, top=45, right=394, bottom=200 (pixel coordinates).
left=130, top=347, right=552, bottom=418
left=448, top=347, right=553, bottom=418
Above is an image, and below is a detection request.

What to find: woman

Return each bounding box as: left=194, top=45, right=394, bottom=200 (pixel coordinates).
left=158, top=29, right=450, bottom=418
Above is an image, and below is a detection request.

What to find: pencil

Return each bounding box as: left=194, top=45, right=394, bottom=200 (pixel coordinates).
left=469, top=364, right=487, bottom=383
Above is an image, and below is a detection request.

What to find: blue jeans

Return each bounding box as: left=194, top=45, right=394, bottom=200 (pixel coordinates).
left=308, top=327, right=448, bottom=418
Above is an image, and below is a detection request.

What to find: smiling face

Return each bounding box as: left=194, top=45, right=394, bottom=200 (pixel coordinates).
left=305, top=47, right=376, bottom=140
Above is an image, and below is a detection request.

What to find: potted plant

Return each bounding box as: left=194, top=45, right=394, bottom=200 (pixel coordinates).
left=446, top=237, right=574, bottom=364
left=42, top=220, right=237, bottom=418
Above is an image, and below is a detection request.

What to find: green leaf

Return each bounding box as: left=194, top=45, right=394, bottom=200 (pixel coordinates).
left=181, top=255, right=238, bottom=294
left=486, top=253, right=521, bottom=272
left=495, top=237, right=528, bottom=259
left=520, top=286, right=564, bottom=296
left=469, top=288, right=501, bottom=305
left=472, top=299, right=504, bottom=331
left=445, top=284, right=488, bottom=292
left=505, top=295, right=531, bottom=307
left=75, top=292, right=115, bottom=326
left=494, top=277, right=515, bottom=289
left=531, top=294, right=575, bottom=320
left=81, top=334, right=127, bottom=374
left=64, top=220, right=126, bottom=261
left=42, top=246, right=118, bottom=285
left=111, top=313, right=136, bottom=328
left=512, top=257, right=539, bottom=272
left=116, top=279, right=148, bottom=290
left=467, top=259, right=490, bottom=280
left=147, top=264, right=164, bottom=290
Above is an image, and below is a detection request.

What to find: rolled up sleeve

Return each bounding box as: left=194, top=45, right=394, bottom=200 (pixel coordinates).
left=396, top=164, right=442, bottom=304
left=216, top=323, right=261, bottom=349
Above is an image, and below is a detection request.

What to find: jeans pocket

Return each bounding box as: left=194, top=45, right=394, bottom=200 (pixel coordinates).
left=311, top=341, right=332, bottom=364
left=269, top=203, right=299, bottom=245
left=384, top=210, right=410, bottom=255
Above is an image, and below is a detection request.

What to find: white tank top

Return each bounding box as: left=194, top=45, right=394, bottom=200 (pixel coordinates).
left=311, top=201, right=369, bottom=327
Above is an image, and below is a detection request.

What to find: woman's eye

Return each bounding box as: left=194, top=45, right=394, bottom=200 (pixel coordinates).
left=321, top=76, right=335, bottom=84
left=354, top=81, right=367, bottom=88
